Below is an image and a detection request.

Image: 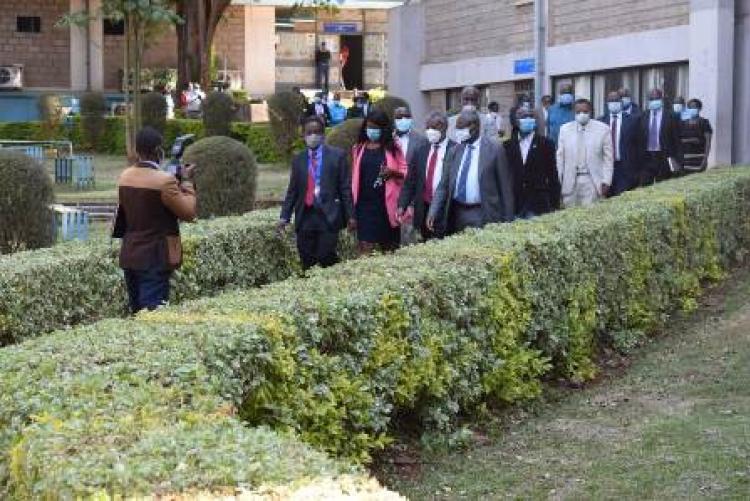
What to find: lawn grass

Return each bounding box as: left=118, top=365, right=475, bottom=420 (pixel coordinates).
left=380, top=269, right=750, bottom=500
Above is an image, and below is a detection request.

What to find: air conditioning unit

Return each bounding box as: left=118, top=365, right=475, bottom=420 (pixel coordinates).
left=0, top=65, right=24, bottom=90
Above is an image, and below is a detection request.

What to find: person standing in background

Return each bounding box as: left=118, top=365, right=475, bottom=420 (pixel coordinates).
left=638, top=88, right=683, bottom=184
left=447, top=86, right=499, bottom=142
left=163, top=85, right=175, bottom=120
left=679, top=98, right=713, bottom=173
left=556, top=99, right=613, bottom=208
left=598, top=90, right=640, bottom=196
left=547, top=84, right=576, bottom=147
left=306, top=91, right=332, bottom=126
left=541, top=95, right=553, bottom=132
left=315, top=41, right=331, bottom=92
left=619, top=88, right=641, bottom=117
left=487, top=101, right=504, bottom=139
left=329, top=93, right=348, bottom=126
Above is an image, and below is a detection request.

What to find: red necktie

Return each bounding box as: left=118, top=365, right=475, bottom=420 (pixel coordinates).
left=423, top=145, right=439, bottom=204
left=611, top=114, right=618, bottom=161
left=305, top=152, right=317, bottom=207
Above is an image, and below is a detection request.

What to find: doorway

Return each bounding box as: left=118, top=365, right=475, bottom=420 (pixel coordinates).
left=340, top=35, right=363, bottom=90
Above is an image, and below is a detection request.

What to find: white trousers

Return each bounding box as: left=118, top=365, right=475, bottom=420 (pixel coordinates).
left=562, top=174, right=601, bottom=208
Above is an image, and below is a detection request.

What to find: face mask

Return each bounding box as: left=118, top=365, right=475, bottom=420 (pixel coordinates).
left=575, top=112, right=590, bottom=125
left=366, top=127, right=382, bottom=142
left=607, top=101, right=623, bottom=115
left=673, top=103, right=683, bottom=114
left=454, top=127, right=472, bottom=144
left=648, top=99, right=663, bottom=111
left=559, top=93, right=574, bottom=105
left=462, top=104, right=477, bottom=112
left=394, top=118, right=413, bottom=133
left=518, top=118, right=537, bottom=134
left=332, top=100, right=340, bottom=106
left=520, top=102, right=531, bottom=111
left=425, top=128, right=443, bottom=144
left=621, top=96, right=632, bottom=108
left=314, top=97, right=322, bottom=104
left=356, top=102, right=363, bottom=109
left=305, top=134, right=322, bottom=149
left=687, top=108, right=699, bottom=119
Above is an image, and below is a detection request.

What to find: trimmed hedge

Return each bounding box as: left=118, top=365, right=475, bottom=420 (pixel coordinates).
left=1, top=169, right=749, bottom=497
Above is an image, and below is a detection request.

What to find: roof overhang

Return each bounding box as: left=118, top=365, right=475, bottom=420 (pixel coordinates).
left=232, top=0, right=405, bottom=9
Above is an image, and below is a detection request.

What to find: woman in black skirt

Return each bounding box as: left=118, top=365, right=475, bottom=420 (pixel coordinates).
left=679, top=98, right=713, bottom=173
left=350, top=110, right=408, bottom=255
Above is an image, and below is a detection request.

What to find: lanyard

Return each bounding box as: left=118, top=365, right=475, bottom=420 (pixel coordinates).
left=307, top=147, right=323, bottom=194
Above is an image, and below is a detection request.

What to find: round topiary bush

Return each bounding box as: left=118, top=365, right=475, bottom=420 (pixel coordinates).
left=183, top=136, right=257, bottom=218
left=140, top=92, right=167, bottom=133
left=326, top=118, right=363, bottom=159
left=79, top=91, right=107, bottom=150
left=0, top=150, right=54, bottom=254
left=202, top=91, right=235, bottom=137
left=372, top=95, right=410, bottom=121
left=268, top=91, right=306, bottom=161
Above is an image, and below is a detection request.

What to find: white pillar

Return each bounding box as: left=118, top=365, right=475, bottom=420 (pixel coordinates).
left=69, top=0, right=103, bottom=91
left=689, top=0, right=735, bottom=166
left=244, top=6, right=276, bottom=97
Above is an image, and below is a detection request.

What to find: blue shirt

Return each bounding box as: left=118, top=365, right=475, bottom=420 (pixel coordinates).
left=329, top=103, right=348, bottom=125
left=547, top=103, right=575, bottom=147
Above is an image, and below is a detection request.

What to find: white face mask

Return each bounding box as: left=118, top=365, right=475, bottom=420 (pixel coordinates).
left=425, top=128, right=442, bottom=144
left=575, top=112, right=591, bottom=125
left=305, top=134, right=323, bottom=149
left=462, top=104, right=477, bottom=112
left=454, top=128, right=472, bottom=144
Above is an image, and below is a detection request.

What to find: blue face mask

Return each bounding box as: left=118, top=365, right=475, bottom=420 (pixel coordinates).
left=366, top=127, right=382, bottom=142
left=518, top=118, right=537, bottom=134
left=621, top=97, right=632, bottom=108
left=648, top=99, right=663, bottom=111
left=687, top=108, right=699, bottom=119
left=607, top=101, right=623, bottom=115
left=394, top=118, right=413, bottom=133
left=559, top=93, right=574, bottom=105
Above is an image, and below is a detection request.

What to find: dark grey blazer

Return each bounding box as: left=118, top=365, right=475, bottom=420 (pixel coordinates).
left=280, top=144, right=353, bottom=232
left=428, top=136, right=515, bottom=233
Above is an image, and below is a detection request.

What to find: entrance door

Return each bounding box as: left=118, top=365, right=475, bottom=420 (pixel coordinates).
left=340, top=35, right=363, bottom=90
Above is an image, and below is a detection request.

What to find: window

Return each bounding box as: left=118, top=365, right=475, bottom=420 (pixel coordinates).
left=17, top=16, right=41, bottom=33
left=103, top=19, right=125, bottom=36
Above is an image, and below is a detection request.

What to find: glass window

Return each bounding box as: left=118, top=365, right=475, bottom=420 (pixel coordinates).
left=103, top=19, right=125, bottom=36
left=17, top=16, right=41, bottom=33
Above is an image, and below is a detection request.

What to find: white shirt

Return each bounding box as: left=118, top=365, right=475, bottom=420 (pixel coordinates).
left=519, top=132, right=534, bottom=164
left=397, top=133, right=410, bottom=159
left=429, top=139, right=449, bottom=195
left=454, top=137, right=482, bottom=204
left=165, top=94, right=175, bottom=119
left=609, top=113, right=622, bottom=161
left=647, top=109, right=663, bottom=152
left=314, top=103, right=325, bottom=116
left=186, top=90, right=201, bottom=112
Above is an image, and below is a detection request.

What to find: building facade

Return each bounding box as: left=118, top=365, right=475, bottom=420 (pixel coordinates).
left=389, top=0, right=749, bottom=166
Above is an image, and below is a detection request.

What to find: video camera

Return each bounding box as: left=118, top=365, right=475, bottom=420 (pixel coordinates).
left=165, top=134, right=195, bottom=182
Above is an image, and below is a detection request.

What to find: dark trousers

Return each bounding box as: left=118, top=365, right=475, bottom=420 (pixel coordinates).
left=641, top=151, right=671, bottom=186
left=297, top=207, right=339, bottom=270
left=124, top=268, right=172, bottom=314
left=611, top=160, right=638, bottom=196
left=315, top=63, right=329, bottom=91
left=449, top=202, right=483, bottom=234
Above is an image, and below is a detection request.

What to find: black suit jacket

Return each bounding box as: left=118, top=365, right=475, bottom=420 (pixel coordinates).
left=638, top=108, right=683, bottom=162
left=280, top=145, right=353, bottom=232
left=504, top=133, right=560, bottom=216
left=398, top=139, right=456, bottom=229
left=597, top=112, right=640, bottom=175
left=306, top=103, right=332, bottom=126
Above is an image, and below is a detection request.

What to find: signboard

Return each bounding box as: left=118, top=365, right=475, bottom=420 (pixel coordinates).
left=324, top=22, right=358, bottom=34
left=513, top=58, right=535, bottom=75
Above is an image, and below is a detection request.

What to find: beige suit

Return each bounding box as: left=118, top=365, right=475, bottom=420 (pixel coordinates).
left=556, top=120, right=613, bottom=208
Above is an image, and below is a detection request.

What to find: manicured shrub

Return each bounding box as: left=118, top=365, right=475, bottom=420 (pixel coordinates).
left=183, top=136, right=258, bottom=218
left=372, top=95, right=410, bottom=121
left=79, top=92, right=107, bottom=150
left=140, top=91, right=168, bottom=133
left=0, top=150, right=54, bottom=255
left=326, top=118, right=364, bottom=158
left=202, top=91, right=235, bottom=137
left=268, top=91, right=306, bottom=161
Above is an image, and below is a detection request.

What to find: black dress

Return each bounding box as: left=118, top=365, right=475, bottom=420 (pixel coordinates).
left=356, top=147, right=399, bottom=245
left=679, top=117, right=712, bottom=172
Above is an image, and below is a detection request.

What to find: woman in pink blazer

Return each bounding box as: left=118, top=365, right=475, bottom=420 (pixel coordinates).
left=351, top=109, right=407, bottom=255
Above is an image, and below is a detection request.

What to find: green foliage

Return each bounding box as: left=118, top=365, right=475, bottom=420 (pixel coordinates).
left=0, top=150, right=54, bottom=254
left=372, top=95, right=410, bottom=121
left=140, top=91, right=167, bottom=133
left=79, top=92, right=107, bottom=150
left=183, top=136, right=258, bottom=218
left=1, top=169, right=750, bottom=495
left=202, top=91, right=235, bottom=137
left=268, top=91, right=306, bottom=161
left=326, top=118, right=363, bottom=158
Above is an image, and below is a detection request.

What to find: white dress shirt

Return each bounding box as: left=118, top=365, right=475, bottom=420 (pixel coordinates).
left=647, top=109, right=663, bottom=152
left=519, top=132, right=534, bottom=164
left=430, top=139, right=449, bottom=195
left=397, top=133, right=410, bottom=159
left=454, top=137, right=482, bottom=204
left=609, top=113, right=622, bottom=161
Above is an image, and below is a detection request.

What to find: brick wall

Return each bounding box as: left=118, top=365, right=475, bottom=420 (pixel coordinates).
left=548, top=0, right=689, bottom=46
left=0, top=0, right=70, bottom=89
left=102, top=26, right=178, bottom=91
left=213, top=5, right=245, bottom=75
left=423, top=0, right=533, bottom=64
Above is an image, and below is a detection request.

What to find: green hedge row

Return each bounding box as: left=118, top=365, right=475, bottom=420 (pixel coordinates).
left=1, top=169, right=748, bottom=497
left=0, top=118, right=289, bottom=163
left=0, top=209, right=316, bottom=346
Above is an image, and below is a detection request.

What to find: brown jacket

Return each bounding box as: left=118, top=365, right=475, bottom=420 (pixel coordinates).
left=117, top=163, right=196, bottom=271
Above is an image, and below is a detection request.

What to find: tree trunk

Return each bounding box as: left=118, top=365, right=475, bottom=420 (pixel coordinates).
left=176, top=0, right=232, bottom=91
left=124, top=12, right=134, bottom=161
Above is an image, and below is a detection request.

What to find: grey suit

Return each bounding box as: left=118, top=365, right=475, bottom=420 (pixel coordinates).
left=397, top=130, right=428, bottom=165
left=428, top=136, right=515, bottom=235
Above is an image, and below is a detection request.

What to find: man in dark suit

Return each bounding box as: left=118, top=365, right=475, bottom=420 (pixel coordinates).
left=618, top=87, right=641, bottom=117
left=278, top=116, right=353, bottom=269
left=393, top=105, right=428, bottom=165
left=314, top=41, right=331, bottom=92
left=347, top=92, right=370, bottom=119
left=504, top=107, right=560, bottom=218
left=598, top=90, right=640, bottom=196
left=426, top=110, right=515, bottom=235
left=638, top=88, right=683, bottom=185
left=306, top=92, right=331, bottom=126
left=398, top=111, right=455, bottom=239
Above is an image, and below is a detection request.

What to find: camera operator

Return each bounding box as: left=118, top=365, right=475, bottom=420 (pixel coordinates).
left=115, top=127, right=197, bottom=313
